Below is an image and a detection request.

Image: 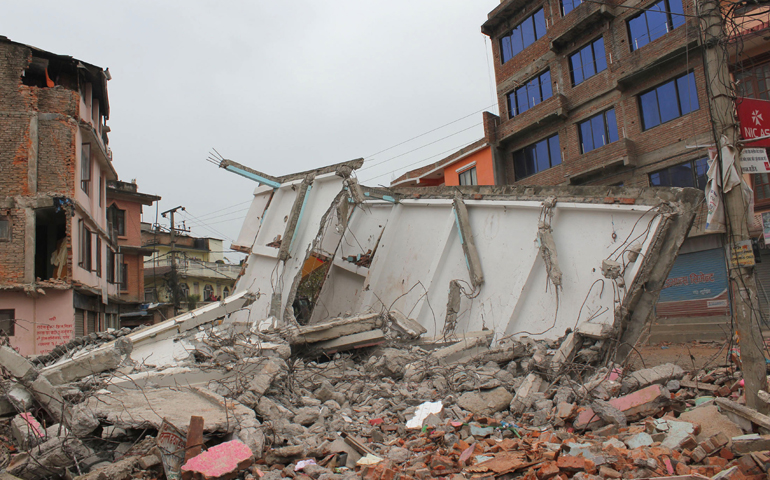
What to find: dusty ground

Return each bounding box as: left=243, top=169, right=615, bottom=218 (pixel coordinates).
left=630, top=341, right=730, bottom=371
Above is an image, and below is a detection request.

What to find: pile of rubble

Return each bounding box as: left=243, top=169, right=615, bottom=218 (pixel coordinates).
left=0, top=309, right=768, bottom=480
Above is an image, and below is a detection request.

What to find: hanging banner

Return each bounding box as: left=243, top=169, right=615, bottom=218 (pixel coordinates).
left=763, top=212, right=770, bottom=245
left=737, top=97, right=770, bottom=148
left=740, top=148, right=770, bottom=173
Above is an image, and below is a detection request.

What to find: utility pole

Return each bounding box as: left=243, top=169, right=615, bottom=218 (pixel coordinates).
left=700, top=0, right=768, bottom=413
left=161, top=206, right=186, bottom=314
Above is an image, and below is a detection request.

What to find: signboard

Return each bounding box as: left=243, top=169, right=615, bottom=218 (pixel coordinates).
left=741, top=148, right=770, bottom=173
left=737, top=97, right=770, bottom=148
left=157, top=419, right=186, bottom=480
left=657, top=249, right=729, bottom=317
left=731, top=239, right=756, bottom=267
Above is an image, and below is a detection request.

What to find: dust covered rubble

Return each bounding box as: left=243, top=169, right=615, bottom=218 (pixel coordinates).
left=0, top=314, right=766, bottom=480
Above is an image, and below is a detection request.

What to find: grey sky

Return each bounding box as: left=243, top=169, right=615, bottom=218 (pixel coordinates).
left=4, top=1, right=500, bottom=260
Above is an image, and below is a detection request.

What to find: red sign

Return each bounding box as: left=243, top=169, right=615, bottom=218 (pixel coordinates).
left=737, top=97, right=770, bottom=147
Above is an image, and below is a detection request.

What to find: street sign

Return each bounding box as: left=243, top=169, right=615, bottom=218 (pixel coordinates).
left=737, top=97, right=770, bottom=147
left=741, top=148, right=770, bottom=173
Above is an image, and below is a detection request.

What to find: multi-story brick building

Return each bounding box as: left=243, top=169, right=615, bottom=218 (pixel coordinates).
left=105, top=180, right=160, bottom=308
left=479, top=0, right=734, bottom=341
left=0, top=37, right=122, bottom=355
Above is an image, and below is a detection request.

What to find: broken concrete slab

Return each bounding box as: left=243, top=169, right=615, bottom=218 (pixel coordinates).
left=312, top=329, right=385, bottom=354
left=430, top=330, right=495, bottom=365
left=247, top=357, right=286, bottom=397
left=715, top=397, right=770, bottom=431
left=0, top=346, right=37, bottom=382
left=457, top=386, right=513, bottom=415
left=574, top=384, right=671, bottom=429
left=575, top=321, right=614, bottom=339
left=732, top=434, right=770, bottom=454
left=29, top=373, right=66, bottom=422
left=388, top=311, right=427, bottom=339
left=679, top=404, right=744, bottom=444
left=6, top=436, right=91, bottom=480
left=41, top=336, right=132, bottom=385
left=10, top=413, right=44, bottom=450
left=79, top=386, right=263, bottom=453
left=620, top=363, right=684, bottom=393
left=290, top=313, right=384, bottom=344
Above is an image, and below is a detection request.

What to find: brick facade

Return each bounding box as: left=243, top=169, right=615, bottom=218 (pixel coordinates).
left=482, top=0, right=713, bottom=189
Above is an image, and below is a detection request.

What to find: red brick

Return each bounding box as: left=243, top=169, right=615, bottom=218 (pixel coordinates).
left=556, top=455, right=586, bottom=471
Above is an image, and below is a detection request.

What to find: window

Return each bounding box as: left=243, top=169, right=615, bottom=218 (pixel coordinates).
left=569, top=37, right=607, bottom=86
left=562, top=0, right=584, bottom=15
left=639, top=71, right=699, bottom=130
left=649, top=157, right=709, bottom=189
left=754, top=173, right=770, bottom=205
left=222, top=286, right=230, bottom=298
left=99, top=176, right=103, bottom=207
left=578, top=109, right=619, bottom=153
left=145, top=288, right=156, bottom=303
left=628, top=0, right=685, bottom=51
left=507, top=71, right=553, bottom=118
left=459, top=167, right=478, bottom=186
left=81, top=144, right=91, bottom=195
left=513, top=134, right=562, bottom=180
left=120, top=263, right=128, bottom=290
left=78, top=220, right=92, bottom=270
left=0, top=310, right=15, bottom=337
left=204, top=284, right=214, bottom=301
left=500, top=8, right=547, bottom=64
left=107, top=249, right=115, bottom=283
left=736, top=62, right=770, bottom=101
left=180, top=283, right=190, bottom=299
left=115, top=208, right=125, bottom=236
left=0, top=217, right=9, bottom=241
left=96, top=237, right=102, bottom=277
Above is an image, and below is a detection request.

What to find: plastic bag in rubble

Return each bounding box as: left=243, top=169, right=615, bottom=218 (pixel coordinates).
left=406, top=401, right=443, bottom=429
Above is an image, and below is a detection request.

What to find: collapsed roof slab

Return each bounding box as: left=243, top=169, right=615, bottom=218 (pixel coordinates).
left=225, top=162, right=700, bottom=360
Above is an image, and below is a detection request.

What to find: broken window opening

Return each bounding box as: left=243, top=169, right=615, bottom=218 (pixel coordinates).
left=35, top=207, right=67, bottom=281
left=0, top=310, right=15, bottom=337
left=0, top=216, right=10, bottom=241
left=21, top=57, right=55, bottom=88
left=293, top=255, right=332, bottom=324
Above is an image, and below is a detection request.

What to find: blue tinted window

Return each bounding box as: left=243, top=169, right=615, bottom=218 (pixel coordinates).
left=534, top=9, right=547, bottom=38
left=657, top=80, right=679, bottom=123
left=507, top=70, right=553, bottom=118
left=570, top=37, right=607, bottom=86
left=594, top=37, right=607, bottom=72
left=549, top=135, right=561, bottom=165
left=541, top=71, right=553, bottom=99
left=513, top=134, right=560, bottom=180
left=578, top=109, right=619, bottom=154
left=649, top=158, right=709, bottom=189
left=640, top=90, right=662, bottom=130
left=676, top=72, right=699, bottom=114
left=606, top=108, right=619, bottom=143
left=562, top=0, right=583, bottom=15
left=629, top=0, right=685, bottom=51
left=500, top=8, right=546, bottom=64
left=501, top=37, right=513, bottom=64
left=640, top=72, right=699, bottom=130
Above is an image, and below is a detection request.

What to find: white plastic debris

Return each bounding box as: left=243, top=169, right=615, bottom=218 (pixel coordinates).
left=295, top=459, right=317, bottom=471
left=356, top=454, right=384, bottom=466
left=405, top=401, right=443, bottom=429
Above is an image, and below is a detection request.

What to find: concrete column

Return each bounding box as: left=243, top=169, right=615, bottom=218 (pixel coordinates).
left=28, top=113, right=38, bottom=194
left=24, top=208, right=35, bottom=284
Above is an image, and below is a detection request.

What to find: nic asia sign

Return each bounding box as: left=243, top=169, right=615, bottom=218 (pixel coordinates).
left=737, top=97, right=770, bottom=148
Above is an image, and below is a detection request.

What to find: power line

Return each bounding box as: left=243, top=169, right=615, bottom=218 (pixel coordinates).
left=360, top=139, right=481, bottom=184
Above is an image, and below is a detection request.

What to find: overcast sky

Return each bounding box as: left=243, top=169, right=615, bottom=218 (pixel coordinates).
left=4, top=1, right=500, bottom=261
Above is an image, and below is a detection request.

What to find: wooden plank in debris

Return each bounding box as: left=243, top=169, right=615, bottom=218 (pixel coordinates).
left=679, top=379, right=719, bottom=392
left=732, top=434, right=770, bottom=454
left=715, top=397, right=770, bottom=431
left=291, top=313, right=382, bottom=344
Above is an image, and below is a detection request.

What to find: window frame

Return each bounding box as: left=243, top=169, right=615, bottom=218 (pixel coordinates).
left=0, top=216, right=10, bottom=241
left=507, top=70, right=553, bottom=118
left=578, top=108, right=620, bottom=154
left=95, top=237, right=102, bottom=277
left=561, top=0, right=584, bottom=16
left=569, top=37, right=608, bottom=86
left=648, top=157, right=709, bottom=189
left=753, top=173, right=770, bottom=208
left=627, top=0, right=686, bottom=51
left=735, top=62, right=770, bottom=101
left=638, top=71, right=699, bottom=131
left=499, top=8, right=547, bottom=64
left=458, top=167, right=478, bottom=186
left=115, top=208, right=126, bottom=237
left=0, top=309, right=15, bottom=337
left=121, top=262, right=128, bottom=291
left=81, top=143, right=91, bottom=195
left=512, top=133, right=562, bottom=181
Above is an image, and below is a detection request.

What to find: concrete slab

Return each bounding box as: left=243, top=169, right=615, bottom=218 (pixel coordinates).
left=181, top=439, right=253, bottom=480
left=574, top=384, right=670, bottom=429
left=679, top=404, right=744, bottom=444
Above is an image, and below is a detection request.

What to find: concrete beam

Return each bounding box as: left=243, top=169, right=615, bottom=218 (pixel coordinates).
left=290, top=313, right=384, bottom=344
left=452, top=196, right=484, bottom=288
left=219, top=160, right=281, bottom=189
left=278, top=175, right=314, bottom=261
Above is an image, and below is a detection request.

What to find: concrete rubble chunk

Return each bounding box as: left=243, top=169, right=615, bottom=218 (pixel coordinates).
left=247, top=357, right=286, bottom=397
left=290, top=313, right=383, bottom=344
left=6, top=436, right=91, bottom=480
left=574, top=384, right=671, bottom=429
left=10, top=413, right=44, bottom=450
left=620, top=362, right=684, bottom=393
left=41, top=336, right=133, bottom=385
left=590, top=399, right=627, bottom=427
left=510, top=373, right=544, bottom=415
left=7, top=384, right=33, bottom=412
left=388, top=311, right=427, bottom=339
left=457, top=386, right=513, bottom=415
left=679, top=404, right=743, bottom=443
left=430, top=330, right=495, bottom=365
left=0, top=346, right=37, bottom=382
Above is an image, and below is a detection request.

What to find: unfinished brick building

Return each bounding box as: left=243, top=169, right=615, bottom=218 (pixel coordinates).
left=0, top=37, right=122, bottom=355
left=480, top=0, right=730, bottom=341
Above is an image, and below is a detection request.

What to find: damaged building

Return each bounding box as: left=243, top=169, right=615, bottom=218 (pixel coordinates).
left=0, top=37, right=122, bottom=355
